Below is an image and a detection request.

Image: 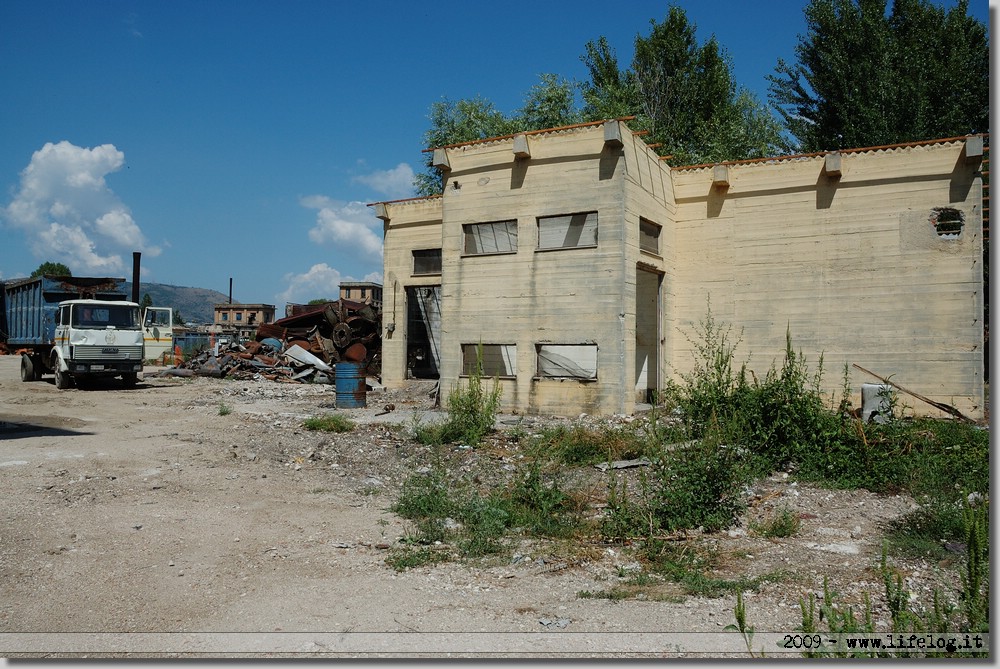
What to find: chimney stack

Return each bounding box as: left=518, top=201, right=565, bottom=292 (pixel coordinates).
left=132, top=252, right=141, bottom=303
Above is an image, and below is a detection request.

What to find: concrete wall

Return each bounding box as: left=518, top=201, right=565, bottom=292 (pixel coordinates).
left=436, top=124, right=631, bottom=416
left=377, top=197, right=443, bottom=387
left=670, top=140, right=984, bottom=418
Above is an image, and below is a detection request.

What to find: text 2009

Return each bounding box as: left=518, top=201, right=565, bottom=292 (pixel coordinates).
left=782, top=634, right=825, bottom=649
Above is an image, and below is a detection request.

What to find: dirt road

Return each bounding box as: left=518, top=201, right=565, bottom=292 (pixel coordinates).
left=0, top=355, right=944, bottom=658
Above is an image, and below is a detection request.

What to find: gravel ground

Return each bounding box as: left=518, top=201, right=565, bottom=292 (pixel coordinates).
left=0, top=355, right=967, bottom=659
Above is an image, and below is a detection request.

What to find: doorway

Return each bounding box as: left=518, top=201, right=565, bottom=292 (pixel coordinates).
left=635, top=268, right=662, bottom=403
left=405, top=286, right=441, bottom=379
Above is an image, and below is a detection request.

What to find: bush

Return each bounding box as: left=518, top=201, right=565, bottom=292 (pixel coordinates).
left=646, top=435, right=753, bottom=533
left=415, top=344, right=502, bottom=447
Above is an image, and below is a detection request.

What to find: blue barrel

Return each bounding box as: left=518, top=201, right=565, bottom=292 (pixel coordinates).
left=335, top=361, right=367, bottom=409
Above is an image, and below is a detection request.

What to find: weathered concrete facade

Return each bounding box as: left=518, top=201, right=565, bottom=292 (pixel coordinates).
left=372, top=121, right=985, bottom=420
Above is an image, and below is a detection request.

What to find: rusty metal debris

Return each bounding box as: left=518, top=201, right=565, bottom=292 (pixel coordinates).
left=165, top=299, right=381, bottom=384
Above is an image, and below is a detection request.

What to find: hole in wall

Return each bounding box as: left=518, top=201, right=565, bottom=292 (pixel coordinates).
left=931, top=207, right=964, bottom=239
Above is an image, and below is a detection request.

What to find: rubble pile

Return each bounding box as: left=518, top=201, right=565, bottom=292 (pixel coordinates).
left=160, top=299, right=382, bottom=384
left=259, top=299, right=382, bottom=376
left=167, top=339, right=335, bottom=383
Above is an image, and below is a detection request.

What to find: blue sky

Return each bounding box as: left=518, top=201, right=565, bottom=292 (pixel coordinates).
left=0, top=0, right=991, bottom=316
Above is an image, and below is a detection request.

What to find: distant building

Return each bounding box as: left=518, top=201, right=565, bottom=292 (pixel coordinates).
left=213, top=303, right=275, bottom=339
left=339, top=281, right=383, bottom=308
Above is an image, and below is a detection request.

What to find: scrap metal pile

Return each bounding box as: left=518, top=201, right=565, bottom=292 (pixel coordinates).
left=166, top=299, right=381, bottom=383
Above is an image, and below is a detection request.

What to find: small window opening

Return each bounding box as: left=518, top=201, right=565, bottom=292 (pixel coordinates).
left=464, top=221, right=518, bottom=255
left=412, top=248, right=442, bottom=275
left=639, top=218, right=661, bottom=254
left=537, top=212, right=598, bottom=250
left=536, top=344, right=598, bottom=380
left=932, top=207, right=964, bottom=239
left=461, top=343, right=516, bottom=378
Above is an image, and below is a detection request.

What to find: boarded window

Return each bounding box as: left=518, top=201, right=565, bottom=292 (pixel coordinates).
left=536, top=344, right=598, bottom=380
left=412, top=248, right=442, bottom=275
left=464, top=220, right=518, bottom=255
left=538, top=212, right=598, bottom=250
left=462, top=343, right=516, bottom=378
left=639, top=218, right=661, bottom=254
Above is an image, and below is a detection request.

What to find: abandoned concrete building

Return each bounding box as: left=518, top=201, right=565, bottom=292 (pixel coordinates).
left=370, top=119, right=986, bottom=420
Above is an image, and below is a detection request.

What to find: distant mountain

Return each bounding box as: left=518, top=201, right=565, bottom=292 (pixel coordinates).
left=123, top=282, right=231, bottom=325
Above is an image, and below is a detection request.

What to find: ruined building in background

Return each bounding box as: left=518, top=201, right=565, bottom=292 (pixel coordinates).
left=370, top=120, right=986, bottom=419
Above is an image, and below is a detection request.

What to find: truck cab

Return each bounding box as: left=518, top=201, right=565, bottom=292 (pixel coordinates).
left=50, top=299, right=145, bottom=388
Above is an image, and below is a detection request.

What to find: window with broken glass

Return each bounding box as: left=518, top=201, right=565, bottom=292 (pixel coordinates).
left=535, top=344, right=598, bottom=380
left=639, top=218, right=661, bottom=255
left=412, top=248, right=442, bottom=275
left=463, top=220, right=518, bottom=256
left=537, top=212, right=598, bottom=250
left=461, top=343, right=516, bottom=378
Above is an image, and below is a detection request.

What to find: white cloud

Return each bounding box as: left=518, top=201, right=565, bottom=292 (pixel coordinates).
left=301, top=196, right=383, bottom=259
left=277, top=263, right=343, bottom=305
left=2, top=141, right=161, bottom=275
left=352, top=163, right=415, bottom=199
left=276, top=264, right=387, bottom=308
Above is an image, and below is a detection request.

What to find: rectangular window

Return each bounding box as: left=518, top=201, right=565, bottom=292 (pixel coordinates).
left=464, top=220, right=518, bottom=255
left=639, top=218, right=661, bottom=254
left=221, top=313, right=229, bottom=321
left=412, top=249, right=442, bottom=275
left=538, top=212, right=598, bottom=250
left=236, top=313, right=243, bottom=321
left=536, top=344, right=598, bottom=380
left=461, top=343, right=516, bottom=378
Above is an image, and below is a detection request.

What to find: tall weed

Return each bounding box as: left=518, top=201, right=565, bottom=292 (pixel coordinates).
left=415, top=343, right=502, bottom=447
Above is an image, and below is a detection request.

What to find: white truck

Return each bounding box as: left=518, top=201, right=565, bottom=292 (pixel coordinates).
left=0, top=276, right=171, bottom=389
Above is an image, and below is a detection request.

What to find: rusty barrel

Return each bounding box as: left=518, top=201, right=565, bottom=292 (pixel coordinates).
left=335, top=361, right=367, bottom=409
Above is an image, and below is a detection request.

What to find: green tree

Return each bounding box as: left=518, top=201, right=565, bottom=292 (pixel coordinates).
left=307, top=298, right=333, bottom=305
left=414, top=74, right=584, bottom=196
left=30, top=262, right=71, bottom=278
left=414, top=95, right=515, bottom=196
left=581, top=6, right=789, bottom=165
left=139, top=293, right=153, bottom=311
left=510, top=73, right=582, bottom=133
left=768, top=0, right=989, bottom=151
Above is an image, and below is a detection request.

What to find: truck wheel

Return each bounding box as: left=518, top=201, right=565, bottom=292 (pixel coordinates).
left=20, top=355, right=34, bottom=382
left=54, top=365, right=73, bottom=389
left=121, top=372, right=138, bottom=388
left=32, top=356, right=43, bottom=381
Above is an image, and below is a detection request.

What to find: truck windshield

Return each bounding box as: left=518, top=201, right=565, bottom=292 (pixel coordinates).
left=73, top=305, right=141, bottom=329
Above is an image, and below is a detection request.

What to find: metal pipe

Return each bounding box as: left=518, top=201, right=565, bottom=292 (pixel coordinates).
left=132, top=252, right=141, bottom=303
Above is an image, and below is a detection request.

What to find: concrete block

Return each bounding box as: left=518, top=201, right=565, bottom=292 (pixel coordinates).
left=513, top=133, right=530, bottom=159
left=964, top=135, right=983, bottom=162
left=861, top=383, right=894, bottom=424
left=712, top=164, right=729, bottom=187
left=603, top=121, right=623, bottom=148
left=823, top=152, right=842, bottom=177
left=432, top=148, right=451, bottom=171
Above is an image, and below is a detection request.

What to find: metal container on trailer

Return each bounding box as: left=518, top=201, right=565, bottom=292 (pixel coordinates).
left=1, top=276, right=127, bottom=346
